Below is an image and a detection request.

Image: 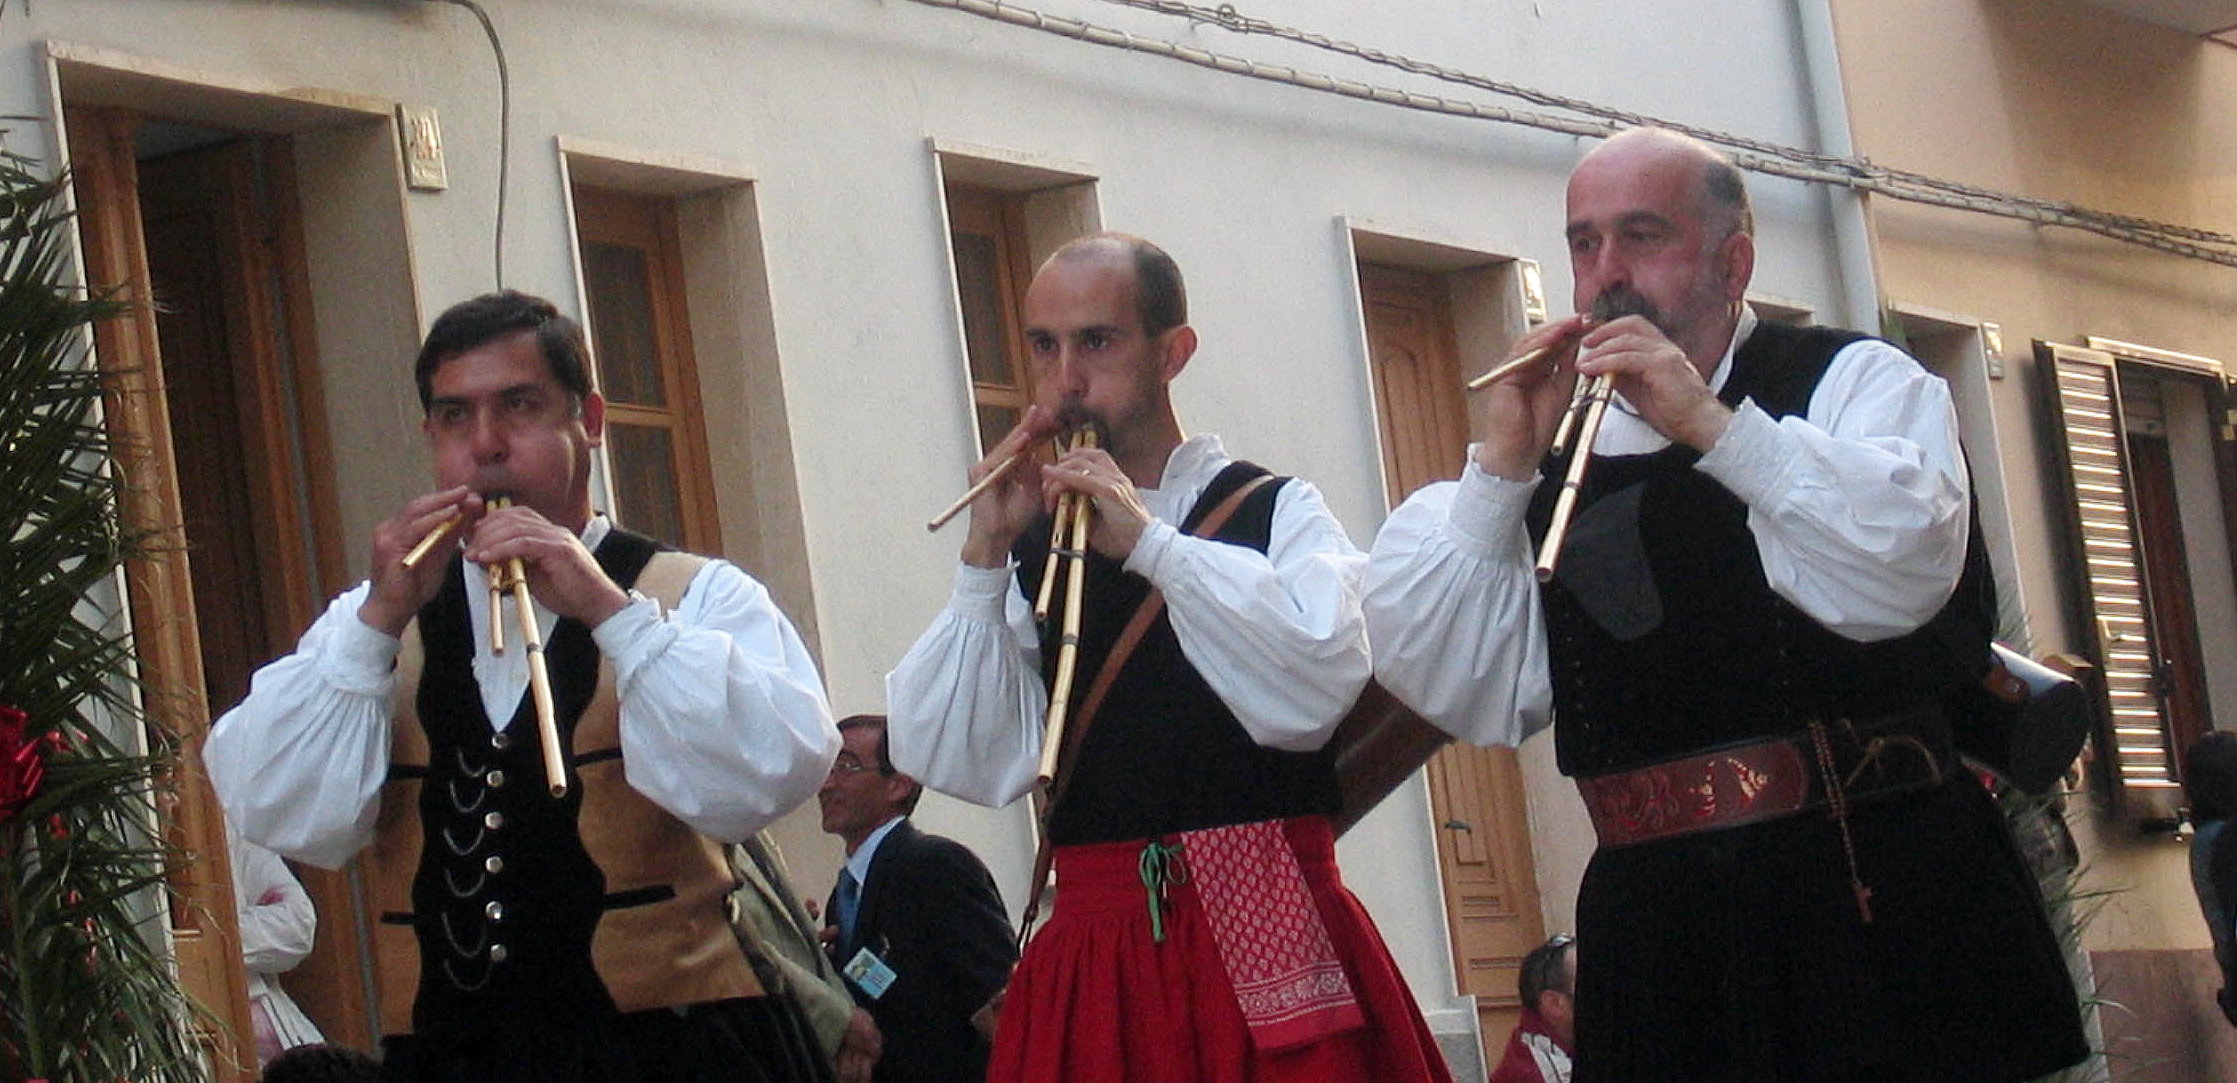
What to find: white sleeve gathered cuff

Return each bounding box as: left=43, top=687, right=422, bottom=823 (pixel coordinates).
left=1363, top=457, right=1554, bottom=748
left=886, top=563, right=1046, bottom=807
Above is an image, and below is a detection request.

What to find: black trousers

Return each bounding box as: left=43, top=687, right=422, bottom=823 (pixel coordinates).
left=1571, top=774, right=2088, bottom=1082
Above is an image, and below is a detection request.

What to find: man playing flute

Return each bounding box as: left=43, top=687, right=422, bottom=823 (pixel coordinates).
left=207, top=291, right=841, bottom=1080
left=1365, top=128, right=2088, bottom=1081
left=888, top=233, right=1451, bottom=1083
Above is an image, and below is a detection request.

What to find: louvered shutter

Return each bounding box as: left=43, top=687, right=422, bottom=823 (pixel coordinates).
left=2036, top=342, right=2184, bottom=821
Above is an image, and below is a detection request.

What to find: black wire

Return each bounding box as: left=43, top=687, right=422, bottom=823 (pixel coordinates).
left=950, top=0, right=2237, bottom=267
left=441, top=0, right=510, bottom=289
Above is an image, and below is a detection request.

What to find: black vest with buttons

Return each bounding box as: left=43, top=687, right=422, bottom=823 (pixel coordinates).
left=1524, top=322, right=1995, bottom=777
left=1012, top=461, right=1340, bottom=845
left=403, top=530, right=660, bottom=1040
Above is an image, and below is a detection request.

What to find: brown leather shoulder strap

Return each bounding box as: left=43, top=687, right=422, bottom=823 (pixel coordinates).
left=1015, top=472, right=1281, bottom=944
left=1056, top=472, right=1280, bottom=796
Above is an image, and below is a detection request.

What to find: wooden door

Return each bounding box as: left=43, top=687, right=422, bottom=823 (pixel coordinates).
left=135, top=133, right=366, bottom=1049
left=2125, top=433, right=2213, bottom=768
left=70, top=104, right=258, bottom=1083
left=71, top=110, right=362, bottom=1070
left=1360, top=263, right=1547, bottom=1060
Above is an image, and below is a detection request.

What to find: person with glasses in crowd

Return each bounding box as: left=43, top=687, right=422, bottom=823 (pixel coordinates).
left=819, top=714, right=1015, bottom=1083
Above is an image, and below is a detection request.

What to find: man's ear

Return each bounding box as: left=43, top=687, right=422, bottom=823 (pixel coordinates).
left=580, top=390, right=607, bottom=448
left=1719, top=230, right=1755, bottom=302
left=1159, top=325, right=1198, bottom=383
left=885, top=773, right=920, bottom=811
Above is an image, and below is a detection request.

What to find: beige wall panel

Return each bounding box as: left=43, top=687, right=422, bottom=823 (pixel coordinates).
left=1833, top=0, right=2237, bottom=960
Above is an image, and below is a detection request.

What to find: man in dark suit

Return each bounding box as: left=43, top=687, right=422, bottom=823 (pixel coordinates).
left=820, top=714, right=1015, bottom=1082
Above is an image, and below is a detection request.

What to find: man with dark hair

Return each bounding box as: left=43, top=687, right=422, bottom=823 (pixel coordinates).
left=209, top=291, right=840, bottom=1080
left=889, top=233, right=1451, bottom=1082
left=1489, top=936, right=1575, bottom=1083
left=817, top=714, right=1014, bottom=1083
left=411, top=289, right=595, bottom=411
left=259, top=1043, right=382, bottom=1083
left=2186, top=731, right=2237, bottom=1026
left=1365, top=128, right=2087, bottom=1080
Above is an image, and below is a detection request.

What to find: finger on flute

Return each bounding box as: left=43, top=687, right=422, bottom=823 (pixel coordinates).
left=400, top=510, right=464, bottom=569
left=1464, top=341, right=1556, bottom=392
left=926, top=450, right=1027, bottom=532
left=1465, top=319, right=1592, bottom=393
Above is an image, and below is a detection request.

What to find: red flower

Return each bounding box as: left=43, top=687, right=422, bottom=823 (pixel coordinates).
left=0, top=705, right=47, bottom=823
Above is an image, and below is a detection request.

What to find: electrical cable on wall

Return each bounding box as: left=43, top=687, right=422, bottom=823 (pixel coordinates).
left=901, top=0, right=2237, bottom=270
left=433, top=0, right=511, bottom=289
left=1102, top=0, right=2237, bottom=252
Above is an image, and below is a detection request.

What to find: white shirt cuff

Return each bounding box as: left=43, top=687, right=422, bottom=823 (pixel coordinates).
left=1445, top=458, right=1539, bottom=561
left=1123, top=519, right=1181, bottom=583
left=590, top=592, right=671, bottom=681
left=330, top=614, right=402, bottom=696
left=951, top=561, right=1016, bottom=623
left=1694, top=400, right=1794, bottom=509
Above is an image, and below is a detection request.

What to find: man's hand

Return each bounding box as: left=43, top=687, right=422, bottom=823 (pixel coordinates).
left=961, top=404, right=1065, bottom=569
left=1573, top=316, right=1733, bottom=452
left=1472, top=315, right=1592, bottom=481
left=1044, top=445, right=1156, bottom=562
left=465, top=504, right=630, bottom=628
left=360, top=486, right=483, bottom=637
left=834, top=1008, right=882, bottom=1083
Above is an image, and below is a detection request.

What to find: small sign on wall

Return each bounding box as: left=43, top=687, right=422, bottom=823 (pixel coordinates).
left=399, top=104, right=449, bottom=192
left=1518, top=259, right=1548, bottom=325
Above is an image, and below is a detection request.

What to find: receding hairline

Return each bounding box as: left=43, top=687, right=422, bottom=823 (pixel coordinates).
left=1036, top=231, right=1189, bottom=336
left=1575, top=127, right=1753, bottom=238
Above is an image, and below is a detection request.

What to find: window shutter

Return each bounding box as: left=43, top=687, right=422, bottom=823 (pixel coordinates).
left=2035, top=341, right=2183, bottom=822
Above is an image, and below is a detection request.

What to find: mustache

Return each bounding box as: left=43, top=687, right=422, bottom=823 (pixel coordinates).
left=1590, top=287, right=1659, bottom=328
left=1054, top=404, right=1110, bottom=444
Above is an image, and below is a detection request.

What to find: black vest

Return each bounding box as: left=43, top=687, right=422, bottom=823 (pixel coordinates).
left=404, top=529, right=663, bottom=1039
left=1013, top=462, right=1341, bottom=844
left=1525, top=322, right=1995, bottom=776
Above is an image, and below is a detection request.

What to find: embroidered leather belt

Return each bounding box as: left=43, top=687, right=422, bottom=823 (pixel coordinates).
left=1575, top=709, right=1953, bottom=849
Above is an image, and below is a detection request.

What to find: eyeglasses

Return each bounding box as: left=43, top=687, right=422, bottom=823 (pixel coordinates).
left=828, top=758, right=874, bottom=776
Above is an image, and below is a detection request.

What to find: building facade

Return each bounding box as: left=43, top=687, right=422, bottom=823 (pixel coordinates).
left=23, top=0, right=2210, bottom=1077
left=1832, top=1, right=2237, bottom=1079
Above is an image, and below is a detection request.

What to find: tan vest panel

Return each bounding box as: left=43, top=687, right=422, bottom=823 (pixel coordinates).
left=362, top=552, right=763, bottom=1036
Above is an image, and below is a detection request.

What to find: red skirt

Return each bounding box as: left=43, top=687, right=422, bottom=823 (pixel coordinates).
left=990, top=816, right=1453, bottom=1083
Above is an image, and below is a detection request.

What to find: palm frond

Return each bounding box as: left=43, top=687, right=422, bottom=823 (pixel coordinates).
left=0, top=150, right=211, bottom=1081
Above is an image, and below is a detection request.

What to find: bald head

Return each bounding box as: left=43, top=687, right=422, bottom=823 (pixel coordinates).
left=1564, top=128, right=1756, bottom=372
left=1041, top=232, right=1188, bottom=338
left=1575, top=128, right=1753, bottom=242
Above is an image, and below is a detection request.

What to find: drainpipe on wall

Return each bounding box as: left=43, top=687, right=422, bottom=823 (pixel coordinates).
left=1794, top=0, right=1884, bottom=334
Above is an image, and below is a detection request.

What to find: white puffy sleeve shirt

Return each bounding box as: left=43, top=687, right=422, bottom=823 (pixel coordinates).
left=886, top=434, right=1372, bottom=806
left=1365, top=310, right=1970, bottom=750
left=206, top=517, right=840, bottom=868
